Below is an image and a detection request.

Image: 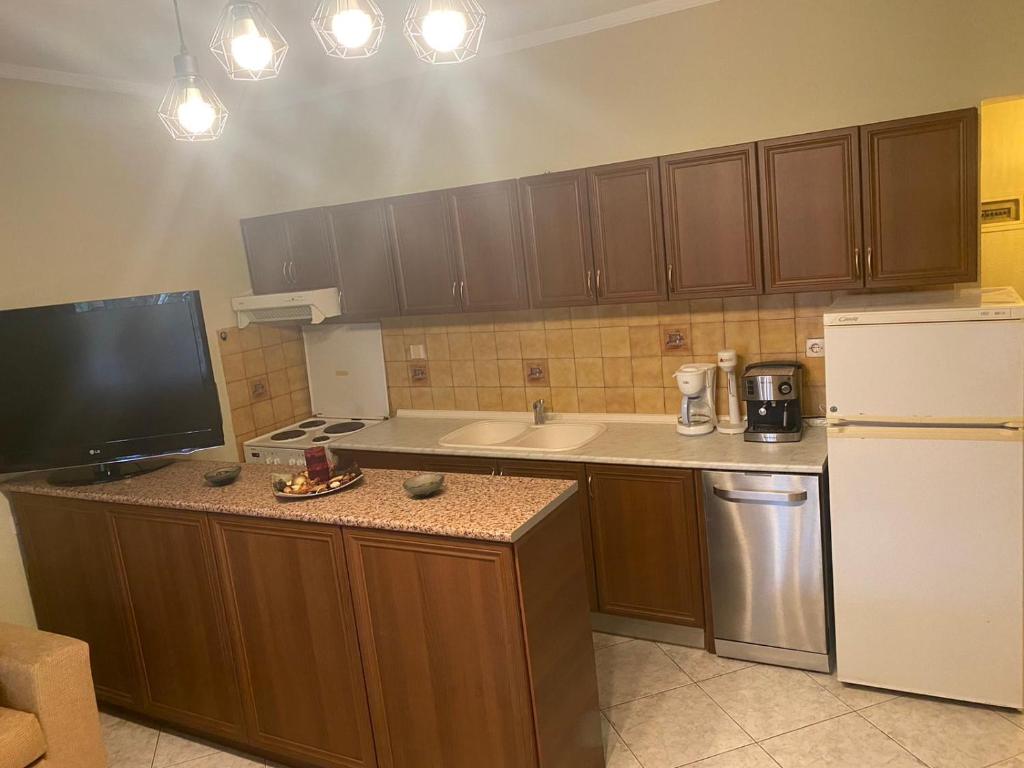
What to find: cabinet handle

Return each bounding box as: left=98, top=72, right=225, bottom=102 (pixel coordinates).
left=586, top=270, right=593, bottom=297
left=460, top=281, right=466, bottom=305
left=289, top=261, right=297, bottom=285
left=282, top=261, right=289, bottom=285
left=866, top=246, right=873, bottom=278
left=587, top=474, right=593, bottom=497
left=713, top=487, right=807, bottom=504
left=668, top=263, right=674, bottom=289
left=596, top=269, right=602, bottom=295
left=452, top=281, right=458, bottom=304
left=854, top=248, right=861, bottom=279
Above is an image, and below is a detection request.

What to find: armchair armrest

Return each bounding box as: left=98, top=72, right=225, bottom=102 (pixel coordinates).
left=0, top=623, right=106, bottom=768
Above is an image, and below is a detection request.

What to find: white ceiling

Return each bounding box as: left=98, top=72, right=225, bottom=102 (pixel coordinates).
left=0, top=0, right=717, bottom=105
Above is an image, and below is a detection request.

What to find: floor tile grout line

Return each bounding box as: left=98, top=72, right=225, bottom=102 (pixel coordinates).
left=602, top=680, right=697, bottom=712
left=750, top=708, right=852, bottom=746
left=654, top=641, right=696, bottom=685
left=848, top=710, right=930, bottom=767
left=601, top=710, right=645, bottom=768
left=693, top=677, right=765, bottom=749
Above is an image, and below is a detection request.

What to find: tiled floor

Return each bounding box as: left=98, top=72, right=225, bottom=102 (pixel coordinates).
left=102, top=634, right=1024, bottom=768
left=594, top=633, right=1024, bottom=768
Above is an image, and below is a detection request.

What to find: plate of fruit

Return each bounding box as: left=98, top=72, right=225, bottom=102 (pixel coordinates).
left=272, top=465, right=363, bottom=500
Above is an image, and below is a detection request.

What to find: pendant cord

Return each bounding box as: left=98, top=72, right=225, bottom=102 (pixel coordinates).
left=172, top=0, right=188, bottom=53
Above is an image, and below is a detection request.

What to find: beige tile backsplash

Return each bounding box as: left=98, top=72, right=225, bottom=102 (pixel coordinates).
left=381, top=292, right=831, bottom=418
left=217, top=324, right=313, bottom=459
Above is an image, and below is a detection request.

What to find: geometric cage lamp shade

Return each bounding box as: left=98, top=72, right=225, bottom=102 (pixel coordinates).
left=404, top=0, right=486, bottom=64
left=158, top=53, right=229, bottom=142
left=210, top=0, right=289, bottom=80
left=311, top=0, right=386, bottom=59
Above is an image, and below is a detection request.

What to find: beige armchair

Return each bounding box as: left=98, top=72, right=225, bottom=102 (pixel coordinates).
left=0, top=623, right=106, bottom=768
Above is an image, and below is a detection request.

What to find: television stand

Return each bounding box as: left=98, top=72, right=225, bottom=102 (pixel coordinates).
left=48, top=458, right=175, bottom=487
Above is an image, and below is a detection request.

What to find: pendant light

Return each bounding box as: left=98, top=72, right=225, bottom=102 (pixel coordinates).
left=158, top=0, right=228, bottom=142
left=404, top=0, right=486, bottom=64
left=210, top=1, right=288, bottom=80
left=311, top=0, right=385, bottom=59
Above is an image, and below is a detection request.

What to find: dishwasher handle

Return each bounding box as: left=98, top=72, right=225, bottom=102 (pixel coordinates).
left=712, top=487, right=808, bottom=505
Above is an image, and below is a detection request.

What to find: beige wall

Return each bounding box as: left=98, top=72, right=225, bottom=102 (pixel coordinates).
left=2, top=0, right=1024, bottom=624
left=981, top=98, right=1024, bottom=297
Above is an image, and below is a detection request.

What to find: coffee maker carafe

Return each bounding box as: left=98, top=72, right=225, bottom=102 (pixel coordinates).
left=673, top=363, right=717, bottom=436
left=741, top=361, right=803, bottom=443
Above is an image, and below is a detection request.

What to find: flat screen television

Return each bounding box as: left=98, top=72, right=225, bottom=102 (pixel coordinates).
left=0, top=291, right=223, bottom=484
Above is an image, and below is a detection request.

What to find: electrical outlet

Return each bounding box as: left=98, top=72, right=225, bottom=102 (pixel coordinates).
left=805, top=338, right=825, bottom=357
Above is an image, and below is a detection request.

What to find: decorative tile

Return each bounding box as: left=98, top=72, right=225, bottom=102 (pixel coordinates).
left=660, top=325, right=691, bottom=354
left=700, top=664, right=851, bottom=740
left=595, top=640, right=692, bottom=708
left=862, top=696, right=1024, bottom=768
left=605, top=683, right=751, bottom=768
left=523, top=360, right=548, bottom=386
left=761, top=713, right=923, bottom=768
left=407, top=362, right=430, bottom=387
left=657, top=644, right=754, bottom=682
left=550, top=387, right=579, bottom=413
left=602, top=715, right=642, bottom=768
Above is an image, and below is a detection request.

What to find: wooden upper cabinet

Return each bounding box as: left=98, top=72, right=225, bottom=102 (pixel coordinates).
left=211, top=516, right=377, bottom=768
left=444, top=180, right=529, bottom=313
left=588, top=465, right=704, bottom=626
left=325, top=200, right=400, bottom=320
left=518, top=170, right=596, bottom=308
left=587, top=158, right=667, bottom=304
left=241, top=209, right=336, bottom=295
left=110, top=507, right=246, bottom=739
left=384, top=191, right=461, bottom=315
left=661, top=144, right=763, bottom=299
left=861, top=108, right=979, bottom=287
left=759, top=128, right=864, bottom=292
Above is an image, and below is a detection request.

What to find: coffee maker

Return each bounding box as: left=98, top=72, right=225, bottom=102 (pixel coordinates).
left=673, top=363, right=717, bottom=436
left=741, top=361, right=803, bottom=443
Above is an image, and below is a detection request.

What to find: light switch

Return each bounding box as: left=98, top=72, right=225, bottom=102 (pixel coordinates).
left=409, top=343, right=427, bottom=360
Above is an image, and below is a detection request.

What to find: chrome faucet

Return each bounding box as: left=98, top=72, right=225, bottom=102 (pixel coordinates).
left=532, top=399, right=546, bottom=425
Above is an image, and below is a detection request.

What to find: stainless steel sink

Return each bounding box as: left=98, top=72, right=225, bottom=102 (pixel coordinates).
left=439, top=421, right=605, bottom=452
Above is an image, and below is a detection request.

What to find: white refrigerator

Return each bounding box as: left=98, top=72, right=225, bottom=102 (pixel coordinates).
left=825, top=287, right=1024, bottom=708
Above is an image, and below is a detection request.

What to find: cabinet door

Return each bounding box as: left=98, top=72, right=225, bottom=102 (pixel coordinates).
left=211, top=517, right=376, bottom=768
left=661, top=144, right=763, bottom=298
left=445, top=180, right=528, bottom=313
left=861, top=108, right=979, bottom=287
left=759, top=128, right=864, bottom=292
left=385, top=191, right=461, bottom=315
left=326, top=200, right=400, bottom=320
left=11, top=495, right=141, bottom=708
left=241, top=214, right=290, bottom=295
left=110, top=507, right=245, bottom=739
left=587, top=158, right=667, bottom=304
left=498, top=459, right=598, bottom=611
left=420, top=454, right=498, bottom=475
left=518, top=170, right=596, bottom=308
left=345, top=529, right=536, bottom=768
left=287, top=208, right=338, bottom=292
left=587, top=465, right=704, bottom=626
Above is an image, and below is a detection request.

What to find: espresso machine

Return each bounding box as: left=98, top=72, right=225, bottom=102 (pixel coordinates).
left=741, top=361, right=803, bottom=442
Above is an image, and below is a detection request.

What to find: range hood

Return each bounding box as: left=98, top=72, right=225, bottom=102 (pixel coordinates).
left=232, top=288, right=341, bottom=328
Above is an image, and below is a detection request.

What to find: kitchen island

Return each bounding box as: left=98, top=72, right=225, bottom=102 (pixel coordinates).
left=4, top=461, right=601, bottom=768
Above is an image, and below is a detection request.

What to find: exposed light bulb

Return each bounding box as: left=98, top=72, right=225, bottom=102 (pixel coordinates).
left=176, top=87, right=216, bottom=135
left=230, top=20, right=274, bottom=71
left=331, top=8, right=374, bottom=48
left=421, top=9, right=467, bottom=52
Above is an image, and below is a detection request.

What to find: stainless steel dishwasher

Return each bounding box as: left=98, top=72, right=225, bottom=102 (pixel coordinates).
left=702, top=471, right=831, bottom=672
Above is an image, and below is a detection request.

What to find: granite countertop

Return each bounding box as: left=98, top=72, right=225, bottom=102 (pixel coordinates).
left=2, top=461, right=575, bottom=543
left=329, top=413, right=828, bottom=474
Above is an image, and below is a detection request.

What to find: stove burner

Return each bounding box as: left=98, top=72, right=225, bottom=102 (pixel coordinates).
left=270, top=429, right=307, bottom=441
left=311, top=435, right=332, bottom=443
left=298, top=419, right=327, bottom=429
left=323, top=421, right=366, bottom=435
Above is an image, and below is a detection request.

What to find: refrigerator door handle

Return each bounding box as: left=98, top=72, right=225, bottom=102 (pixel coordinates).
left=713, top=487, right=808, bottom=504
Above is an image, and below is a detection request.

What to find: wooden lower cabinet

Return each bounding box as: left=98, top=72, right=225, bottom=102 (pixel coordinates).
left=11, top=494, right=141, bottom=707
left=587, top=465, right=705, bottom=626
left=340, top=449, right=498, bottom=476
left=210, top=516, right=376, bottom=768
left=499, top=459, right=598, bottom=611
left=344, top=501, right=601, bottom=768
left=109, top=507, right=246, bottom=739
